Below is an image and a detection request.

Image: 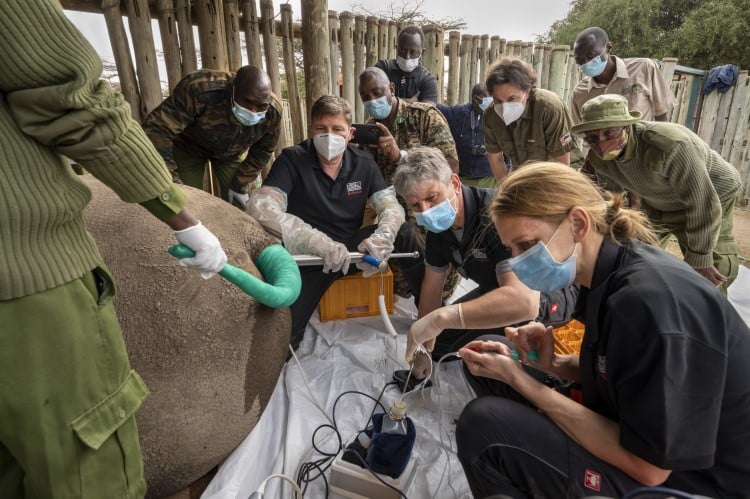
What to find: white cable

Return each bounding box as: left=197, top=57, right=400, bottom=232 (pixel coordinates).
left=256, top=473, right=303, bottom=498
left=378, top=270, right=399, bottom=337
left=288, top=345, right=334, bottom=426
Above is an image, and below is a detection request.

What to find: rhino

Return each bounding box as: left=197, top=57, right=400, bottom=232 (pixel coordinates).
left=82, top=177, right=291, bottom=498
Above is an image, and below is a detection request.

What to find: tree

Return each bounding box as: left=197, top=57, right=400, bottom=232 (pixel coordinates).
left=545, top=0, right=750, bottom=70
left=350, top=0, right=467, bottom=31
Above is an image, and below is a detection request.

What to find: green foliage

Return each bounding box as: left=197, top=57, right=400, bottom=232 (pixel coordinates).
left=546, top=0, right=750, bottom=70
left=350, top=0, right=467, bottom=31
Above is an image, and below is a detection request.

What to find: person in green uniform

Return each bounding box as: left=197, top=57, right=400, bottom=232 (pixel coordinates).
left=0, top=1, right=228, bottom=497
left=143, top=65, right=283, bottom=209
left=482, top=56, right=578, bottom=182
left=573, top=94, right=742, bottom=292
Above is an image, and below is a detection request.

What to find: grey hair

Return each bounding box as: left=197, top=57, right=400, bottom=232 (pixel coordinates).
left=392, top=146, right=453, bottom=198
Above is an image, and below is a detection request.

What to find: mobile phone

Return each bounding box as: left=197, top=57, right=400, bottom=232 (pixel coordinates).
left=352, top=123, right=382, bottom=145
left=393, top=369, right=432, bottom=392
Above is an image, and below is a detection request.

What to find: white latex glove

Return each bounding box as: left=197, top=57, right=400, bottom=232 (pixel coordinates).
left=173, top=222, right=227, bottom=279
left=322, top=240, right=351, bottom=274
left=227, top=188, right=249, bottom=210
left=356, top=233, right=392, bottom=277
left=405, top=304, right=461, bottom=364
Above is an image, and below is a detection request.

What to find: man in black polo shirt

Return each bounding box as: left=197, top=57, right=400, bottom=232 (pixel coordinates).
left=392, top=147, right=579, bottom=375
left=249, top=95, right=417, bottom=349
left=375, top=25, right=438, bottom=104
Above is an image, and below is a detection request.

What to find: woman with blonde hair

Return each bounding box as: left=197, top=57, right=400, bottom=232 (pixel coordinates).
left=454, top=162, right=750, bottom=498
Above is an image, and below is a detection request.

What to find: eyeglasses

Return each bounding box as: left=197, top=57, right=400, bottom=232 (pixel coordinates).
left=581, top=127, right=624, bottom=145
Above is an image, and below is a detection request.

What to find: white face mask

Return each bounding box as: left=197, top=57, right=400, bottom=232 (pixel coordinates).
left=494, top=101, right=526, bottom=125
left=313, top=133, right=348, bottom=161
left=396, top=56, right=420, bottom=73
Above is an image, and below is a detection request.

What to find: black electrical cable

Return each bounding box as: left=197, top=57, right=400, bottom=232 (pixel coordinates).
left=295, top=382, right=404, bottom=496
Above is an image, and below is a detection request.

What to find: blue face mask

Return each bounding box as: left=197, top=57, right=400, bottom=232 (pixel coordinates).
left=233, top=103, right=266, bottom=126
left=579, top=52, right=607, bottom=78
left=507, top=224, right=577, bottom=292
left=364, top=95, right=392, bottom=120
left=479, top=97, right=493, bottom=111
left=415, top=193, right=457, bottom=233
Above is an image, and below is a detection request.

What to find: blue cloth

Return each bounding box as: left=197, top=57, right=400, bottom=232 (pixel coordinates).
left=437, top=103, right=495, bottom=179
left=366, top=412, right=416, bottom=478
left=702, top=64, right=739, bottom=95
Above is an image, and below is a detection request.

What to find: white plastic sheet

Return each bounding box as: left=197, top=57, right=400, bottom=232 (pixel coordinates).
left=202, top=292, right=476, bottom=499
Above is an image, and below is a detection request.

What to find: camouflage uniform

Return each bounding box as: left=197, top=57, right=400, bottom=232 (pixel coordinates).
left=364, top=100, right=462, bottom=301
left=143, top=69, right=283, bottom=198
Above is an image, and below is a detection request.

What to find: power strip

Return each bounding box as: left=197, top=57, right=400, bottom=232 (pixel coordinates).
left=329, top=452, right=416, bottom=499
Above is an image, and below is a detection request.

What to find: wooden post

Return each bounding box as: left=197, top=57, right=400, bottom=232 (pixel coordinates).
left=660, top=57, right=678, bottom=86
left=301, top=0, right=330, bottom=117
left=479, top=35, right=490, bottom=84
left=365, top=16, right=378, bottom=67
left=458, top=34, right=472, bottom=104
left=521, top=42, right=534, bottom=65
left=195, top=0, right=229, bottom=71
left=722, top=71, right=748, bottom=160
left=340, top=11, right=356, bottom=108
left=422, top=24, right=444, bottom=103
left=122, top=0, right=163, bottom=114
left=260, top=0, right=281, bottom=97
left=224, top=0, right=243, bottom=71
left=280, top=4, right=305, bottom=144
left=498, top=38, right=507, bottom=57
left=353, top=15, right=366, bottom=120
left=101, top=0, right=142, bottom=120
left=533, top=44, right=545, bottom=88
left=728, top=73, right=750, bottom=167
left=388, top=21, right=398, bottom=60
left=469, top=35, right=480, bottom=90
left=447, top=30, right=460, bottom=105
left=489, top=36, right=500, bottom=65
left=541, top=44, right=552, bottom=91
left=548, top=45, right=569, bottom=99
left=566, top=50, right=579, bottom=103
left=329, top=10, right=340, bottom=95
left=511, top=40, right=523, bottom=57
left=240, top=0, right=262, bottom=68
left=174, top=0, right=197, bottom=75
left=378, top=19, right=389, bottom=61
left=155, top=0, right=182, bottom=92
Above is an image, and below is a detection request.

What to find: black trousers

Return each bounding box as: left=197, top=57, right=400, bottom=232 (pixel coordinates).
left=289, top=223, right=424, bottom=350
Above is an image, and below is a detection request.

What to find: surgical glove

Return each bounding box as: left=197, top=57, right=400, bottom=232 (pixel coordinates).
left=322, top=240, right=351, bottom=274
left=356, top=233, right=392, bottom=277
left=173, top=222, right=227, bottom=279
left=404, top=305, right=462, bottom=364
left=227, top=188, right=250, bottom=210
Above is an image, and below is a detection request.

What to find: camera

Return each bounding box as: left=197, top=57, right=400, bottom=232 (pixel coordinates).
left=471, top=144, right=487, bottom=156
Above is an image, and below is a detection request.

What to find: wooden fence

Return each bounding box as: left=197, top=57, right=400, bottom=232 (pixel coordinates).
left=61, top=0, right=749, bottom=203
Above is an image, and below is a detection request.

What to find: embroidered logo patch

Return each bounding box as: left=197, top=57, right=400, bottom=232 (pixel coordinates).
left=550, top=302, right=559, bottom=314
left=346, top=181, right=362, bottom=196
left=471, top=248, right=488, bottom=260
left=597, top=354, right=607, bottom=380
left=584, top=469, right=602, bottom=491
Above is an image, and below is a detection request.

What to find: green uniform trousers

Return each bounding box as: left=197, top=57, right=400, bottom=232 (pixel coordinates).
left=0, top=267, right=148, bottom=499
left=647, top=195, right=740, bottom=294
left=460, top=176, right=498, bottom=189
left=173, top=145, right=246, bottom=201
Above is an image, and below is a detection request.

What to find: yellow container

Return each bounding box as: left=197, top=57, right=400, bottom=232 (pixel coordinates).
left=319, top=269, right=394, bottom=322
left=553, top=319, right=586, bottom=355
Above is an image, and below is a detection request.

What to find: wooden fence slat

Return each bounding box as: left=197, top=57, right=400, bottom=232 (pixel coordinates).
left=101, top=0, right=142, bottom=120
left=156, top=0, right=182, bottom=92
left=240, top=0, right=262, bottom=68
left=174, top=0, right=198, bottom=75
left=722, top=71, right=748, bottom=160
left=365, top=16, right=378, bottom=68
left=447, top=31, right=460, bottom=105
left=123, top=0, right=163, bottom=114
left=422, top=24, right=444, bottom=104
left=728, top=74, right=750, bottom=168
left=329, top=10, right=340, bottom=95
left=353, top=15, right=366, bottom=121
left=280, top=3, right=304, bottom=144
left=458, top=34, right=473, bottom=104
left=301, top=0, right=330, bottom=117
left=339, top=11, right=356, bottom=109
left=224, top=0, right=243, bottom=71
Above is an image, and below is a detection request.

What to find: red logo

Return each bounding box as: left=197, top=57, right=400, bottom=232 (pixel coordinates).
left=583, top=469, right=601, bottom=491
left=550, top=302, right=559, bottom=314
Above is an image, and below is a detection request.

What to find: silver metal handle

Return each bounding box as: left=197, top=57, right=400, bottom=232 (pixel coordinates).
left=292, top=251, right=420, bottom=266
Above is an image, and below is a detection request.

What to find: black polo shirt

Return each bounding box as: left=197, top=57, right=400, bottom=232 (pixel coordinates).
left=577, top=239, right=750, bottom=497
left=424, top=185, right=511, bottom=290
left=375, top=59, right=438, bottom=103
left=264, top=140, right=386, bottom=243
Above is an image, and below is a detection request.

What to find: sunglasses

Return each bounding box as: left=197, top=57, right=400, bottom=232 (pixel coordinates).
left=581, top=127, right=624, bottom=145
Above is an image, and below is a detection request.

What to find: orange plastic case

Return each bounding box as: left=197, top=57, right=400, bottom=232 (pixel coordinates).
left=319, top=269, right=394, bottom=322
left=552, top=319, right=586, bottom=355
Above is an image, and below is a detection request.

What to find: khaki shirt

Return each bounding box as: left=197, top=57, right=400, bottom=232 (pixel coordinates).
left=570, top=56, right=676, bottom=123
left=365, top=100, right=457, bottom=184
left=483, top=88, right=577, bottom=168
